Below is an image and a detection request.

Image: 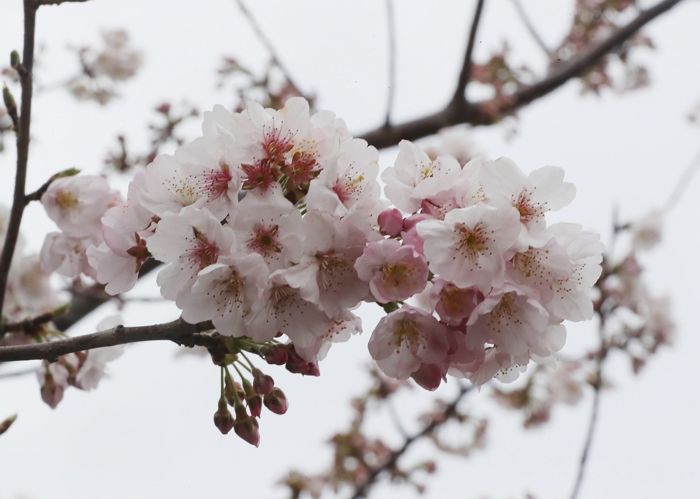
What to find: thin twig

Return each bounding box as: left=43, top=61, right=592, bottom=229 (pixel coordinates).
left=510, top=0, right=552, bottom=56
left=384, top=0, right=396, bottom=127
left=664, top=148, right=700, bottom=212
left=0, top=0, right=38, bottom=337
left=362, top=0, right=685, bottom=149
left=452, top=0, right=487, bottom=105
left=233, top=0, right=304, bottom=97
left=349, top=383, right=472, bottom=499
left=0, top=318, right=213, bottom=362
left=569, top=323, right=608, bottom=499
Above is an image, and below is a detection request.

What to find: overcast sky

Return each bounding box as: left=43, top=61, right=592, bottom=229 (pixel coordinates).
left=1, top=1, right=699, bottom=498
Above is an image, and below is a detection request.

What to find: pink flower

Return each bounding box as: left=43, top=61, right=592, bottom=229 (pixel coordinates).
left=41, top=175, right=120, bottom=238
left=417, top=204, right=520, bottom=292
left=377, top=208, right=403, bottom=237
left=354, top=239, right=429, bottom=303
left=368, top=306, right=449, bottom=381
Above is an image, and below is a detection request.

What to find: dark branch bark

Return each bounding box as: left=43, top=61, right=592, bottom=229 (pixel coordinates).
left=452, top=0, right=487, bottom=105
left=349, top=384, right=472, bottom=499
left=0, top=318, right=213, bottom=362
left=0, top=0, right=38, bottom=336
left=53, top=258, right=161, bottom=332
left=360, top=0, right=685, bottom=149
left=35, top=0, right=90, bottom=6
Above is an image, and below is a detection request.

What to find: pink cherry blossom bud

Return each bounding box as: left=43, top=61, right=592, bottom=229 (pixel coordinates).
left=253, top=369, right=275, bottom=396
left=402, top=213, right=432, bottom=232
left=40, top=381, right=64, bottom=409
left=285, top=347, right=320, bottom=376
left=246, top=394, right=263, bottom=418
left=378, top=208, right=403, bottom=237
left=264, top=345, right=289, bottom=365
left=263, top=387, right=289, bottom=415
left=213, top=399, right=234, bottom=435
left=233, top=415, right=261, bottom=447
left=410, top=363, right=444, bottom=391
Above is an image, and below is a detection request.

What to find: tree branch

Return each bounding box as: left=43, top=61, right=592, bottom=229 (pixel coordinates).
left=510, top=0, right=551, bottom=57
left=360, top=0, right=685, bottom=149
left=349, top=383, right=472, bottom=499
left=452, top=0, right=487, bottom=106
left=233, top=0, right=304, bottom=97
left=384, top=0, right=397, bottom=127
left=35, top=0, right=90, bottom=6
left=0, top=318, right=213, bottom=362
left=0, top=0, right=38, bottom=336
left=569, top=323, right=608, bottom=499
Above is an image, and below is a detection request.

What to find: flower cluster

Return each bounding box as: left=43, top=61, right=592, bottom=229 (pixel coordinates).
left=363, top=140, right=603, bottom=388
left=38, top=97, right=602, bottom=395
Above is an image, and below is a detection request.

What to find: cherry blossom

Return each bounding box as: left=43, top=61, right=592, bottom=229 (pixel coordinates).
left=417, top=204, right=521, bottom=291
left=354, top=239, right=429, bottom=304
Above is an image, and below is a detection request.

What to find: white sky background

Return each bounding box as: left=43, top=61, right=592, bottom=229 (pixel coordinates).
left=0, top=0, right=699, bottom=498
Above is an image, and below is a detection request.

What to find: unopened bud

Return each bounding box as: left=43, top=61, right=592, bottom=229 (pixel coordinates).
left=10, top=50, right=20, bottom=69
left=253, top=369, right=275, bottom=396
left=3, top=85, right=17, bottom=124
left=246, top=394, right=262, bottom=418
left=263, top=388, right=288, bottom=415
left=0, top=414, right=17, bottom=435
left=234, top=416, right=260, bottom=447
left=377, top=208, right=403, bottom=237
left=40, top=381, right=64, bottom=409
left=213, top=399, right=234, bottom=435
left=285, top=347, right=320, bottom=376
left=264, top=344, right=289, bottom=365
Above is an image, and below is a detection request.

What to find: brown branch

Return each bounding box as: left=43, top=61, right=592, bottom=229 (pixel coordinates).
left=53, top=258, right=161, bottom=332
left=360, top=0, right=685, bottom=149
left=35, top=0, right=90, bottom=6
left=0, top=318, right=213, bottom=362
left=452, top=0, right=487, bottom=106
left=233, top=0, right=304, bottom=97
left=0, top=0, right=38, bottom=337
left=3, top=311, right=54, bottom=334
left=349, top=383, right=472, bottom=499
left=569, top=322, right=609, bottom=499
left=511, top=0, right=552, bottom=56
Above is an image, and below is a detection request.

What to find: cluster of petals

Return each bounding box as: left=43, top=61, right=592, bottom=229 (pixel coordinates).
left=41, top=98, right=385, bottom=364
left=363, top=141, right=603, bottom=387
left=36, top=99, right=602, bottom=389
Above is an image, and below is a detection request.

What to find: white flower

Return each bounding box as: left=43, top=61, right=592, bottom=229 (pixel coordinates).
left=229, top=190, right=303, bottom=272
left=40, top=232, right=98, bottom=278
left=282, top=214, right=368, bottom=318
left=305, top=138, right=382, bottom=223
left=41, top=175, right=120, bottom=238
left=147, top=206, right=234, bottom=302
left=417, top=204, right=520, bottom=291
left=479, top=158, right=575, bottom=248
left=180, top=251, right=269, bottom=336
left=466, top=285, right=564, bottom=359
left=247, top=268, right=334, bottom=361
left=137, top=135, right=241, bottom=219
left=545, top=223, right=604, bottom=321
left=382, top=140, right=462, bottom=213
